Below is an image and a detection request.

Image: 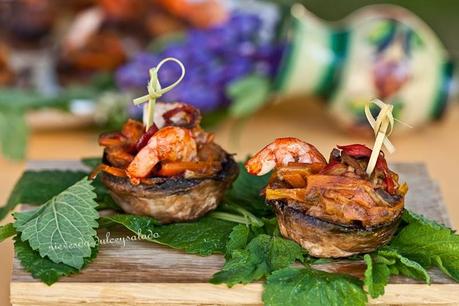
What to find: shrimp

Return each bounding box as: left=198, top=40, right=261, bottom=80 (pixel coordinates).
left=245, top=137, right=327, bottom=176
left=127, top=126, right=197, bottom=179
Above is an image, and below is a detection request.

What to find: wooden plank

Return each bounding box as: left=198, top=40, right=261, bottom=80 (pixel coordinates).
left=10, top=161, right=457, bottom=305
left=391, top=163, right=451, bottom=227
left=10, top=283, right=459, bottom=306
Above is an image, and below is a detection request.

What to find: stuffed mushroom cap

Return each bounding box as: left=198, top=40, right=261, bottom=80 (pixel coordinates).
left=94, top=102, right=238, bottom=223
left=245, top=139, right=406, bottom=258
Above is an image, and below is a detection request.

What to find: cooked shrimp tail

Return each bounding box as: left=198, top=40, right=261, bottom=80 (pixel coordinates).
left=127, top=126, right=197, bottom=180
left=245, top=137, right=327, bottom=176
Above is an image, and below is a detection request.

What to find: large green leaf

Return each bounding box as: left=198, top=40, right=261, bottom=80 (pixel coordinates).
left=0, top=170, right=88, bottom=222
left=390, top=221, right=459, bottom=281
left=14, top=237, right=98, bottom=285
left=263, top=267, right=367, bottom=306
left=224, top=163, right=272, bottom=217
left=14, top=178, right=99, bottom=269
left=210, top=234, right=304, bottom=286
left=101, top=214, right=236, bottom=256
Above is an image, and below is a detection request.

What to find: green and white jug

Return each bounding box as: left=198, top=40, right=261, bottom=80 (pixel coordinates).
left=275, top=4, right=454, bottom=132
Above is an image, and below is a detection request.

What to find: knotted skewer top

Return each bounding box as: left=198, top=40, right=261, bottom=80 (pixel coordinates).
left=364, top=99, right=397, bottom=176
left=133, top=57, right=186, bottom=130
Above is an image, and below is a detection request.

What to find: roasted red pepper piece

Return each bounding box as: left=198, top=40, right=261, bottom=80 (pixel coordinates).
left=320, top=160, right=341, bottom=174
left=135, top=124, right=159, bottom=152
left=337, top=144, right=396, bottom=194
left=338, top=144, right=388, bottom=171
left=337, top=144, right=372, bottom=157
left=163, top=105, right=200, bottom=128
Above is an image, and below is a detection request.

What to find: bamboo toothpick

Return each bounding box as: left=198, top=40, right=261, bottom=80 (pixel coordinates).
left=133, top=57, right=186, bottom=130
left=365, top=99, right=397, bottom=176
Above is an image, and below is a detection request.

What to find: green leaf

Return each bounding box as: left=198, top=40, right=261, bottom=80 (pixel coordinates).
left=101, top=214, right=236, bottom=256
left=14, top=178, right=99, bottom=269
left=0, top=170, right=88, bottom=222
left=79, top=157, right=120, bottom=210
left=0, top=89, right=62, bottom=110
left=90, top=176, right=121, bottom=211
left=364, top=247, right=431, bottom=298
left=402, top=209, right=449, bottom=230
left=377, top=248, right=430, bottom=283
left=81, top=157, right=101, bottom=169
left=224, top=163, right=273, bottom=217
left=225, top=224, right=251, bottom=257
left=14, top=237, right=98, bottom=285
left=390, top=221, right=459, bottom=281
left=263, top=267, right=368, bottom=306
left=0, top=109, right=28, bottom=160
left=89, top=72, right=116, bottom=91
left=0, top=223, right=16, bottom=242
left=200, top=109, right=229, bottom=129
left=364, top=254, right=391, bottom=298
left=210, top=234, right=304, bottom=286
left=228, top=74, right=271, bottom=117
left=147, top=31, right=185, bottom=53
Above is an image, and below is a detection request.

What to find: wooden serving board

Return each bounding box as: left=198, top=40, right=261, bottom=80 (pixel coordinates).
left=10, top=161, right=458, bottom=306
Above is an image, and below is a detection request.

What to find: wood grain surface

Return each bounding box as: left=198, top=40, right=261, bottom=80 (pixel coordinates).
left=9, top=161, right=458, bottom=305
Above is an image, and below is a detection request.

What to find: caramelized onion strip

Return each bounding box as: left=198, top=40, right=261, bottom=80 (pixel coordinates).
left=89, top=164, right=127, bottom=180
left=157, top=161, right=221, bottom=177
left=265, top=188, right=307, bottom=202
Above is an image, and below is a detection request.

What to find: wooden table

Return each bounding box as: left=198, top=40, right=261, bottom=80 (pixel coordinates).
left=2, top=98, right=459, bottom=305
left=8, top=161, right=457, bottom=305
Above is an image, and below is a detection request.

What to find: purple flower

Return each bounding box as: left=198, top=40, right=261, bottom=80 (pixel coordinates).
left=115, top=11, right=285, bottom=113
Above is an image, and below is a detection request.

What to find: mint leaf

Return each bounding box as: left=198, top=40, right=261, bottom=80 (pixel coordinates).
left=390, top=221, right=459, bottom=281
left=263, top=267, right=367, bottom=306
left=80, top=157, right=120, bottom=211
left=0, top=109, right=28, bottom=160
left=377, top=248, right=430, bottom=283
left=402, top=209, right=449, bottom=230
left=364, top=254, right=391, bottom=298
left=364, top=248, right=431, bottom=298
left=14, top=178, right=99, bottom=269
left=210, top=234, right=304, bottom=286
left=101, top=214, right=235, bottom=256
left=224, top=163, right=272, bottom=217
left=225, top=224, right=251, bottom=257
left=14, top=237, right=98, bottom=285
left=0, top=223, right=16, bottom=242
left=0, top=170, right=88, bottom=221
left=228, top=74, right=271, bottom=117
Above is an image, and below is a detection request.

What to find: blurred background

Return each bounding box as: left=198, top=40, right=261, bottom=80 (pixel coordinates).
left=1, top=0, right=458, bottom=305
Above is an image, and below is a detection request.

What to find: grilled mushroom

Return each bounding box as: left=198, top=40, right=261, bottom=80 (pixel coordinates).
left=101, top=152, right=238, bottom=223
